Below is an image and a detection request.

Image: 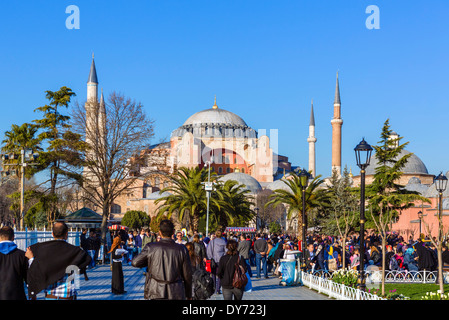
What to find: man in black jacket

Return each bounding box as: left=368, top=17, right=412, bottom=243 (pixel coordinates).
left=0, top=226, right=28, bottom=300
left=26, top=222, right=91, bottom=300
left=132, top=219, right=192, bottom=300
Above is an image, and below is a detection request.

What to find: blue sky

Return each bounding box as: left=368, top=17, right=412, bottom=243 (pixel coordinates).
left=0, top=0, right=448, bottom=179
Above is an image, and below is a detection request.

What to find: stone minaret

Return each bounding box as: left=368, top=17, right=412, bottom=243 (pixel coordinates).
left=307, top=99, right=317, bottom=177
left=84, top=55, right=99, bottom=181
left=331, top=72, right=343, bottom=176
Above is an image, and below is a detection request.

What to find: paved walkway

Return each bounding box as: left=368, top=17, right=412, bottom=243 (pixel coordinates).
left=35, top=264, right=330, bottom=300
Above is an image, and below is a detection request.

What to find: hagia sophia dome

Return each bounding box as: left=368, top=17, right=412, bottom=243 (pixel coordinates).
left=171, top=98, right=257, bottom=139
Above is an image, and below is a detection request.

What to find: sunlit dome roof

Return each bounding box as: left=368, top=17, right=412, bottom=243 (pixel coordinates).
left=183, top=108, right=247, bottom=127
left=365, top=150, right=429, bottom=176
left=219, top=172, right=262, bottom=194
left=266, top=179, right=292, bottom=193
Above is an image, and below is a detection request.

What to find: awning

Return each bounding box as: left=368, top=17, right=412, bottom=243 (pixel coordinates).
left=108, top=225, right=128, bottom=230
left=225, top=227, right=256, bottom=233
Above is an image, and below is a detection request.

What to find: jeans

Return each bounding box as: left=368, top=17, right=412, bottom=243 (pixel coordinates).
left=212, top=268, right=221, bottom=293
left=244, top=258, right=252, bottom=277
left=222, top=287, right=243, bottom=300
left=255, top=253, right=267, bottom=278
left=88, top=250, right=96, bottom=268
left=249, top=250, right=255, bottom=267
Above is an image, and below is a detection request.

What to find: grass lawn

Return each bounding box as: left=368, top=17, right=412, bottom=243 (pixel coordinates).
left=372, top=283, right=449, bottom=300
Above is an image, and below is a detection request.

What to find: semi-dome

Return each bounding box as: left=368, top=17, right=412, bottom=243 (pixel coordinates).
left=365, top=150, right=429, bottom=176
left=404, top=177, right=429, bottom=195
left=146, top=191, right=172, bottom=200
left=219, top=172, right=262, bottom=194
left=266, top=179, right=292, bottom=193
left=171, top=100, right=257, bottom=139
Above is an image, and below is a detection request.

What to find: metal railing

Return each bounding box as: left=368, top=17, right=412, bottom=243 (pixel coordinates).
left=299, top=270, right=385, bottom=300
left=13, top=229, right=81, bottom=251
left=366, top=269, right=449, bottom=284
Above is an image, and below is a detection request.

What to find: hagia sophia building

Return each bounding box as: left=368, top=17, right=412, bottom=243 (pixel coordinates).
left=82, top=56, right=448, bottom=237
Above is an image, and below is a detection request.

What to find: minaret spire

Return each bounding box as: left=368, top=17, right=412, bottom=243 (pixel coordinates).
left=87, top=54, right=98, bottom=103
left=331, top=71, right=343, bottom=176
left=307, top=99, right=317, bottom=177
left=334, top=71, right=341, bottom=106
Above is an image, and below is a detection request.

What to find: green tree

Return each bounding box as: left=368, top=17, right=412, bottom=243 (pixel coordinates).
left=266, top=171, right=330, bottom=239
left=149, top=214, right=171, bottom=233
left=366, top=119, right=430, bottom=295
left=155, top=167, right=214, bottom=233
left=121, top=210, right=150, bottom=230
left=269, top=221, right=282, bottom=234
left=210, top=179, right=255, bottom=231
left=33, top=87, right=85, bottom=227
left=2, top=122, right=42, bottom=229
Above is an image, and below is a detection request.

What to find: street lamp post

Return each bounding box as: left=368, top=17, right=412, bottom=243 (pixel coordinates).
left=434, top=172, right=447, bottom=295
left=254, top=207, right=259, bottom=232
left=417, top=210, right=423, bottom=238
left=298, top=168, right=310, bottom=270
left=204, top=161, right=213, bottom=237
left=1, top=148, right=39, bottom=231
left=354, top=138, right=373, bottom=292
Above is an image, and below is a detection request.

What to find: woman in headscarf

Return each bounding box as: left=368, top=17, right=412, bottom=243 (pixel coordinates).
left=108, top=233, right=127, bottom=295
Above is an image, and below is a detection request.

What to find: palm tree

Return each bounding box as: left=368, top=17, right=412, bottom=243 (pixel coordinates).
left=155, top=166, right=215, bottom=233
left=2, top=122, right=41, bottom=228
left=265, top=171, right=330, bottom=238
left=211, top=179, right=255, bottom=231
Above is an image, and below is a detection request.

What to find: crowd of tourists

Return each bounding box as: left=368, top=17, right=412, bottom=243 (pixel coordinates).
left=2, top=221, right=449, bottom=301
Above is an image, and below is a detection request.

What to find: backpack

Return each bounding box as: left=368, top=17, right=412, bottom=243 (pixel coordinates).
left=232, top=256, right=248, bottom=289
left=192, top=268, right=215, bottom=300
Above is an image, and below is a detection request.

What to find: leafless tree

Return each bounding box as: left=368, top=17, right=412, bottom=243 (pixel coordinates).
left=70, top=91, right=155, bottom=244
left=255, top=189, right=285, bottom=231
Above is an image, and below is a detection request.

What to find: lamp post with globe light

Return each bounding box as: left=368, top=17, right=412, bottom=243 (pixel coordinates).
left=354, top=138, right=373, bottom=292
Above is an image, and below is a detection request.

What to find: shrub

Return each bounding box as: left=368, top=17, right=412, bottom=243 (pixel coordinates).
left=121, top=210, right=150, bottom=230
left=331, top=268, right=359, bottom=288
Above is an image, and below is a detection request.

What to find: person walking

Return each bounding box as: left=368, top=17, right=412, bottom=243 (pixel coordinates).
left=237, top=234, right=252, bottom=277
left=25, top=222, right=91, bottom=300
left=217, top=239, right=247, bottom=300
left=142, top=228, right=154, bottom=248
left=192, top=234, right=207, bottom=265
left=254, top=233, right=268, bottom=278
left=131, top=219, right=192, bottom=300
left=0, top=226, right=28, bottom=300
left=135, top=229, right=146, bottom=254
left=126, top=232, right=135, bottom=265
left=108, top=233, right=127, bottom=295
left=206, top=229, right=227, bottom=294
left=87, top=230, right=100, bottom=269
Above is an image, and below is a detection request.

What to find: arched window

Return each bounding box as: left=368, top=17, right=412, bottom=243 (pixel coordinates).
left=111, top=204, right=121, bottom=214
left=218, top=167, right=223, bottom=174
